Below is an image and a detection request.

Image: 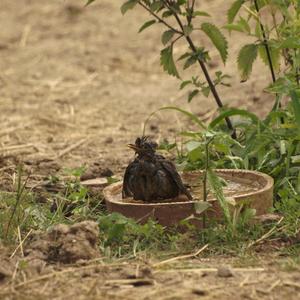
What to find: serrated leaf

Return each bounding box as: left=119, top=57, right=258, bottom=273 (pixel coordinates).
left=279, top=37, right=300, bottom=49
left=160, top=45, right=180, bottom=78
left=224, top=23, right=245, bottom=33
left=178, top=52, right=191, bottom=61
left=201, top=86, right=210, bottom=97
left=121, top=0, right=138, bottom=15
left=238, top=16, right=251, bottom=34
left=150, top=0, right=163, bottom=12
left=188, top=89, right=199, bottom=102
left=183, top=55, right=197, bottom=69
left=193, top=11, right=211, bottom=17
left=207, top=169, right=232, bottom=227
left=227, top=0, right=245, bottom=23
left=180, top=80, right=192, bottom=89
left=162, top=10, right=173, bottom=18
left=138, top=20, right=156, bottom=33
left=258, top=43, right=280, bottom=72
left=237, top=44, right=258, bottom=81
left=201, top=22, right=228, bottom=64
left=161, top=30, right=175, bottom=45
left=290, top=90, right=300, bottom=134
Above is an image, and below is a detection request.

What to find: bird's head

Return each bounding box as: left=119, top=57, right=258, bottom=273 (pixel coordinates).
left=127, top=136, right=157, bottom=158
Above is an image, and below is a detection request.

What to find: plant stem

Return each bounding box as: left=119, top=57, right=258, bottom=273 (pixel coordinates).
left=164, top=1, right=236, bottom=138
left=138, top=1, right=183, bottom=35
left=254, top=0, right=276, bottom=83
left=202, top=140, right=210, bottom=228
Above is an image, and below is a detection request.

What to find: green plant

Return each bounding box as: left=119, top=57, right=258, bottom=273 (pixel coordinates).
left=81, top=0, right=300, bottom=247
left=86, top=0, right=236, bottom=136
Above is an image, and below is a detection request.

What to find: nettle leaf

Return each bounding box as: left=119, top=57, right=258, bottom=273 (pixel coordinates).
left=227, top=0, right=245, bottom=23
left=224, top=23, right=245, bottom=33
left=121, top=0, right=138, bottom=15
left=279, top=37, right=300, bottom=49
left=224, top=16, right=250, bottom=34
left=193, top=11, right=211, bottom=17
left=178, top=52, right=190, bottom=61
left=238, top=17, right=251, bottom=34
left=201, top=86, right=210, bottom=97
left=183, top=55, right=197, bottom=69
left=138, top=20, right=156, bottom=33
left=180, top=80, right=192, bottom=90
left=237, top=44, right=258, bottom=81
left=150, top=0, right=163, bottom=12
left=188, top=89, right=199, bottom=102
left=161, top=30, right=175, bottom=45
left=201, top=23, right=228, bottom=64
left=258, top=43, right=280, bottom=72
left=160, top=45, right=180, bottom=78
left=162, top=10, right=173, bottom=18
left=291, top=91, right=300, bottom=133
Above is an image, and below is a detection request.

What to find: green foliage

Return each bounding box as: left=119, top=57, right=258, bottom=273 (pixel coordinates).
left=258, top=42, right=280, bottom=72
left=160, top=45, right=180, bottom=78
left=139, top=20, right=156, bottom=33
left=227, top=0, right=245, bottom=24
left=161, top=30, right=175, bottom=45
left=78, top=0, right=300, bottom=260
left=201, top=22, right=228, bottom=64
left=98, top=213, right=171, bottom=256
left=237, top=44, right=258, bottom=81
left=227, top=0, right=300, bottom=88
left=120, top=0, right=138, bottom=15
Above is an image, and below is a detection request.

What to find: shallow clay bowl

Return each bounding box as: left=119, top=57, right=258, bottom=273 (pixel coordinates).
left=103, top=169, right=274, bottom=228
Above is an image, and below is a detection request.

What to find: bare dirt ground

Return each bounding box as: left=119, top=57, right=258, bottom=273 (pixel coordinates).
left=0, top=0, right=299, bottom=299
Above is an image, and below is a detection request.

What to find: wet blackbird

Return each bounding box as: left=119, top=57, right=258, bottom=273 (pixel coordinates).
left=122, top=137, right=192, bottom=202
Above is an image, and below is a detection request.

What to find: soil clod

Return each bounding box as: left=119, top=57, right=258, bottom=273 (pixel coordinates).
left=217, top=266, right=234, bottom=278
left=25, top=221, right=100, bottom=264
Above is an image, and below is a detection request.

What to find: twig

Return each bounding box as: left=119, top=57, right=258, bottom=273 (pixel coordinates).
left=138, top=1, right=183, bottom=35
left=55, top=137, right=88, bottom=159
left=7, top=261, right=105, bottom=289
left=104, top=278, right=155, bottom=285
left=254, top=0, right=276, bottom=83
left=17, top=227, right=24, bottom=257
left=0, top=144, right=36, bottom=152
left=283, top=281, right=300, bottom=289
left=153, top=244, right=208, bottom=267
left=267, top=279, right=281, bottom=293
left=247, top=217, right=284, bottom=248
left=19, top=25, right=31, bottom=47
left=10, top=229, right=33, bottom=258
left=154, top=267, right=265, bottom=274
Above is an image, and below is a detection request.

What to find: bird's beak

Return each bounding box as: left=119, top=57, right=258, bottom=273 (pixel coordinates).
left=127, top=144, right=140, bottom=152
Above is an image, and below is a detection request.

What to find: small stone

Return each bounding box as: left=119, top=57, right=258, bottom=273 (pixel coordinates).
left=217, top=266, right=234, bottom=278
left=192, top=288, right=208, bottom=296
left=104, top=137, right=113, bottom=144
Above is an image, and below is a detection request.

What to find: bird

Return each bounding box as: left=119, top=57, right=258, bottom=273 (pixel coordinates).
left=122, top=136, right=192, bottom=202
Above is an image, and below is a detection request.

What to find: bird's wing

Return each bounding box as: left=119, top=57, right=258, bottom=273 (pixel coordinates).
left=159, top=159, right=193, bottom=200
left=122, top=160, right=136, bottom=198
